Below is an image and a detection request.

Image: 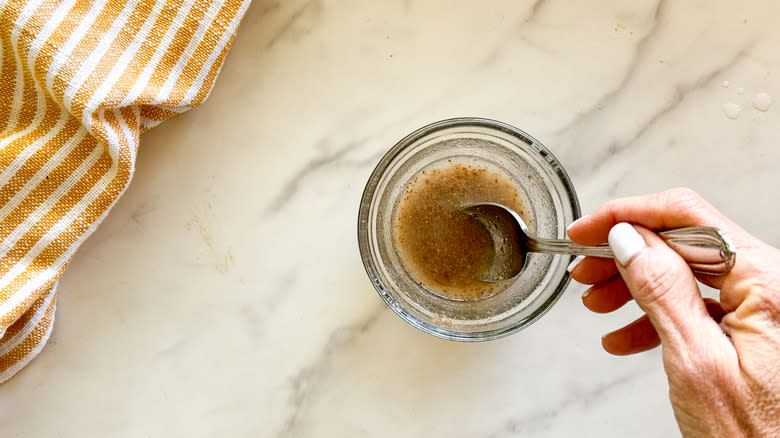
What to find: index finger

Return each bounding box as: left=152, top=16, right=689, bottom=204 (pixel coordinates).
left=567, top=188, right=739, bottom=246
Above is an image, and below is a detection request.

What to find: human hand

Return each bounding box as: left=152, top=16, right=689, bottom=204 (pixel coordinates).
left=567, top=188, right=780, bottom=437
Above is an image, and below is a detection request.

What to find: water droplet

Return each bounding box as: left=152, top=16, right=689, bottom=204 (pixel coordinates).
left=752, top=92, right=772, bottom=112
left=723, top=103, right=742, bottom=119
left=736, top=87, right=745, bottom=95
left=722, top=81, right=729, bottom=88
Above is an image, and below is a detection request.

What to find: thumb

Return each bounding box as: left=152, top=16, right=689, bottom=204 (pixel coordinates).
left=608, top=223, right=723, bottom=352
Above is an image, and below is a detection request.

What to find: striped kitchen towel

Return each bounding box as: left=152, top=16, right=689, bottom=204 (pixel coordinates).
left=0, top=0, right=250, bottom=384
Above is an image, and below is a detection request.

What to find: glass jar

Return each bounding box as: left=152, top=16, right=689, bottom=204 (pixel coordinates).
left=358, top=118, right=580, bottom=341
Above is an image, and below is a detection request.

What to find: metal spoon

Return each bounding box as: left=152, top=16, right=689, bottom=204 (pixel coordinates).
left=462, top=202, right=736, bottom=282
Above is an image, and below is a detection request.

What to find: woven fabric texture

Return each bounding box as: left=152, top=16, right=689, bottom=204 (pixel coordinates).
left=0, top=0, right=250, bottom=384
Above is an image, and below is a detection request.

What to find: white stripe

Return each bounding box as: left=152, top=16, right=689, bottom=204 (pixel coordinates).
left=0, top=294, right=55, bottom=384
left=120, top=0, right=197, bottom=106
left=0, top=146, right=120, bottom=318
left=0, top=139, right=102, bottom=258
left=0, top=286, right=55, bottom=356
left=0, top=72, right=46, bottom=159
left=180, top=0, right=249, bottom=106
left=100, top=110, right=121, bottom=159
left=113, top=108, right=138, bottom=162
left=152, top=0, right=224, bottom=105
left=0, top=116, right=123, bottom=318
left=9, top=0, right=42, bottom=42
left=44, top=0, right=110, bottom=97
left=5, top=80, right=46, bottom=144
left=130, top=105, right=141, bottom=155
left=4, top=0, right=43, bottom=132
left=83, top=0, right=167, bottom=129
left=0, top=0, right=77, bottom=172
left=63, top=0, right=141, bottom=114
left=0, top=127, right=87, bottom=223
left=10, top=0, right=43, bottom=37
left=0, top=111, right=68, bottom=190
left=26, top=0, right=79, bottom=74
left=129, top=105, right=141, bottom=133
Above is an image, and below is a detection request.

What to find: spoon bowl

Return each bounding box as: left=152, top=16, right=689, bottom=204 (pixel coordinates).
left=462, top=203, right=530, bottom=282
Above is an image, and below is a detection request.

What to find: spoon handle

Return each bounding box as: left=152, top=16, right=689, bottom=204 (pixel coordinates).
left=528, top=226, right=736, bottom=275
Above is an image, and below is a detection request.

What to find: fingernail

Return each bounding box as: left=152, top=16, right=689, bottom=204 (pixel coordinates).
left=608, top=223, right=646, bottom=265
left=581, top=287, right=591, bottom=299
left=719, top=321, right=732, bottom=337
left=566, top=215, right=588, bottom=232
left=567, top=255, right=585, bottom=273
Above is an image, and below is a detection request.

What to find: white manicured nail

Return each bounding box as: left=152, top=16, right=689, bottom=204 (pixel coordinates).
left=608, top=223, right=646, bottom=266
left=567, top=255, right=585, bottom=272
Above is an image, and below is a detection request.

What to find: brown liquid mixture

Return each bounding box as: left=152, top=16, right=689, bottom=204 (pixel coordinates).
left=392, top=160, right=531, bottom=301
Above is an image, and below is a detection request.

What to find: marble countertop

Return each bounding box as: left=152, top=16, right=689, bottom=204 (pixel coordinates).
left=2, top=1, right=779, bottom=436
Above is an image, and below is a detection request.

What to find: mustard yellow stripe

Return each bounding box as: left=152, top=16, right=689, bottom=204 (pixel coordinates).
left=162, top=0, right=243, bottom=105
left=0, top=117, right=82, bottom=206
left=101, top=0, right=184, bottom=106
left=69, top=2, right=153, bottom=115
left=48, top=0, right=123, bottom=105
left=141, top=0, right=210, bottom=103
left=139, top=105, right=180, bottom=122
left=1, top=150, right=112, bottom=275
left=42, top=112, right=135, bottom=253
left=118, top=106, right=140, bottom=147
left=103, top=103, right=133, bottom=154
left=0, top=273, right=60, bottom=338
left=0, top=98, right=63, bottom=172
left=0, top=110, right=132, bottom=316
left=32, top=1, right=90, bottom=90
left=10, top=1, right=54, bottom=130
left=0, top=152, right=131, bottom=333
left=115, top=106, right=140, bottom=159
left=0, top=133, right=98, bottom=249
left=0, top=279, right=49, bottom=341
left=0, top=4, right=23, bottom=131
left=0, top=287, right=55, bottom=376
left=191, top=32, right=234, bottom=105
left=0, top=139, right=103, bottom=322
left=0, top=268, right=61, bottom=334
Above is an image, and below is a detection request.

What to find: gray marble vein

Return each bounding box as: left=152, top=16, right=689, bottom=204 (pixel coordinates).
left=277, top=307, right=386, bottom=438
left=555, top=0, right=666, bottom=137
left=263, top=140, right=358, bottom=216
left=485, top=371, right=647, bottom=438
left=575, top=47, right=751, bottom=175
left=257, top=1, right=281, bottom=20
left=265, top=0, right=323, bottom=50
left=525, top=0, right=547, bottom=23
